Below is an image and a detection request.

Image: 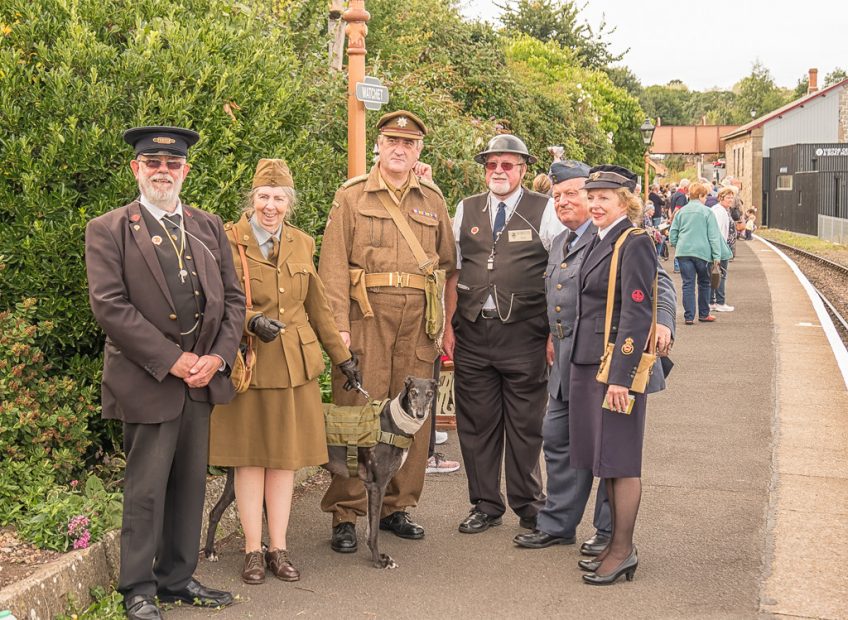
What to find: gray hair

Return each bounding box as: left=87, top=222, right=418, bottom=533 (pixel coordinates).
left=678, top=178, right=691, bottom=188
left=241, top=186, right=298, bottom=222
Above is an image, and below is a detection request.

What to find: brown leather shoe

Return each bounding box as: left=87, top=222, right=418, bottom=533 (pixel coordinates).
left=265, top=548, right=300, bottom=582
left=241, top=550, right=265, bottom=585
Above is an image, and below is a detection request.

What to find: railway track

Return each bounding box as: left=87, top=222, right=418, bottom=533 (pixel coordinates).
left=765, top=239, right=848, bottom=346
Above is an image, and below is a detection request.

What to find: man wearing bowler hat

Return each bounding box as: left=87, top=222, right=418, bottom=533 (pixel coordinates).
left=513, top=161, right=676, bottom=554
left=442, top=134, right=565, bottom=535
left=85, top=126, right=245, bottom=620
left=318, top=111, right=456, bottom=552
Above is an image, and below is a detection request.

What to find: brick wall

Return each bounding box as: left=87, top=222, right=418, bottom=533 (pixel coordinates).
left=725, top=133, right=756, bottom=210
left=839, top=85, right=848, bottom=143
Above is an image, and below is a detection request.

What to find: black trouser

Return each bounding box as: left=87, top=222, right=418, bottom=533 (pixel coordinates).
left=428, top=358, right=441, bottom=458
left=453, top=312, right=548, bottom=518
left=118, top=398, right=211, bottom=598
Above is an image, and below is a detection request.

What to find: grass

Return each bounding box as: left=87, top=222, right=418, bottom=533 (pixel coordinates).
left=757, top=228, right=848, bottom=254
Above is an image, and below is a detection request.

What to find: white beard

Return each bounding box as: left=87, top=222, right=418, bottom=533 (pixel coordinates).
left=487, top=178, right=513, bottom=197
left=139, top=174, right=182, bottom=210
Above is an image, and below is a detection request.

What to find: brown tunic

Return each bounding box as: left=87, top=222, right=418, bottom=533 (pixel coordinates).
left=209, top=214, right=350, bottom=470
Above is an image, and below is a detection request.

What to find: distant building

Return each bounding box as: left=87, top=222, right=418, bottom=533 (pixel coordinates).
left=722, top=69, right=848, bottom=241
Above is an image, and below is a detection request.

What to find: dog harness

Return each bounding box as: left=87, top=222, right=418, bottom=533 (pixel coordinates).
left=324, top=398, right=420, bottom=476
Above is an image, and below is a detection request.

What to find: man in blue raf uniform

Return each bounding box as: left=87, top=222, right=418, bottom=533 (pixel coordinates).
left=514, top=160, right=676, bottom=554
left=86, top=126, right=245, bottom=620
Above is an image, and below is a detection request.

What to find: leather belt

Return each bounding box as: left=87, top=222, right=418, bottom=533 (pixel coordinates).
left=364, top=271, right=427, bottom=290
left=480, top=308, right=499, bottom=320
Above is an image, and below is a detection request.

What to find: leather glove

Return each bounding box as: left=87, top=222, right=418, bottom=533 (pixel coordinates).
left=338, top=352, right=363, bottom=392
left=248, top=314, right=285, bottom=343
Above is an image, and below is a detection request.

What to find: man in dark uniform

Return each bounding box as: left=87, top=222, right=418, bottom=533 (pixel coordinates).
left=513, top=161, right=677, bottom=553
left=443, top=134, right=564, bottom=534
left=85, top=127, right=245, bottom=620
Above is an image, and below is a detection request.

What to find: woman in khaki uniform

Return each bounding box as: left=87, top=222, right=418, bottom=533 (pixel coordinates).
left=210, top=159, right=360, bottom=585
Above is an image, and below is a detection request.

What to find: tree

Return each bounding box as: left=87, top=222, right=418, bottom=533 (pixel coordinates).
left=639, top=83, right=691, bottom=126
left=496, top=0, right=625, bottom=69
left=825, top=67, right=848, bottom=86
left=730, top=61, right=789, bottom=123
left=606, top=65, right=642, bottom=98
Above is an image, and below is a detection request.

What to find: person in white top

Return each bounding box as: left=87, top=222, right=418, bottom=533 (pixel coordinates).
left=710, top=188, right=735, bottom=312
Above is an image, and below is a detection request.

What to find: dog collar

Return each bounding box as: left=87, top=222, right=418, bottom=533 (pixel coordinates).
left=389, top=396, right=426, bottom=435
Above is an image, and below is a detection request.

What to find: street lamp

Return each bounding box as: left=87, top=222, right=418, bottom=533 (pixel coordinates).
left=640, top=118, right=656, bottom=205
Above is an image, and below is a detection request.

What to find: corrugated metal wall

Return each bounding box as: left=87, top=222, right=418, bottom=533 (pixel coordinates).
left=762, top=93, right=841, bottom=156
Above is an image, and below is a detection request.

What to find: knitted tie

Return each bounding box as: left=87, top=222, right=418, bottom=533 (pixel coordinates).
left=268, top=236, right=280, bottom=261
left=493, top=202, right=507, bottom=240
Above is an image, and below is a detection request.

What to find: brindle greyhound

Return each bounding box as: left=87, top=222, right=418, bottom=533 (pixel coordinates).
left=203, top=376, right=437, bottom=570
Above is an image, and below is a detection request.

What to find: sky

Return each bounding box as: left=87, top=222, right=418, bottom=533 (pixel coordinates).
left=458, top=0, right=848, bottom=91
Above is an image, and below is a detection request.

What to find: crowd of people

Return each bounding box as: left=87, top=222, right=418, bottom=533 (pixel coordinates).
left=86, top=115, right=692, bottom=620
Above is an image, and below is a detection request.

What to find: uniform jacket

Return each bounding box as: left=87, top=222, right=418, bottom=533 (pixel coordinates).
left=85, top=200, right=245, bottom=424
left=226, top=214, right=350, bottom=388
left=318, top=165, right=456, bottom=333
left=547, top=223, right=676, bottom=400
left=570, top=219, right=659, bottom=390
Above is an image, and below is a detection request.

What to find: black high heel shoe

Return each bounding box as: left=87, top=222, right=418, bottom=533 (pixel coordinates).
left=578, top=558, right=601, bottom=572
left=582, top=546, right=638, bottom=585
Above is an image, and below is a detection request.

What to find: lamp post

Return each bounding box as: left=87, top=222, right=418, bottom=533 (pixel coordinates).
left=343, top=0, right=370, bottom=178
left=639, top=117, right=656, bottom=205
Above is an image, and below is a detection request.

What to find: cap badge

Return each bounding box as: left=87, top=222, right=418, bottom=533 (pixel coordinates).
left=151, top=235, right=163, bottom=246
left=590, top=172, right=602, bottom=180
left=152, top=137, right=176, bottom=145
left=397, top=116, right=408, bottom=128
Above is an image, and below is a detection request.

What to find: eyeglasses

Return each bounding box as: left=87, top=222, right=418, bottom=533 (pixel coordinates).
left=138, top=159, right=185, bottom=171
left=484, top=161, right=523, bottom=172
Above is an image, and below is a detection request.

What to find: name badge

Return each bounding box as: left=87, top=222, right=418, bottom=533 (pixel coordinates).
left=508, top=229, right=533, bottom=242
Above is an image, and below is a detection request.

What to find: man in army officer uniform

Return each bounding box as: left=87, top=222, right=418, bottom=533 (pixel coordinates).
left=85, top=127, right=245, bottom=619
left=318, top=111, right=456, bottom=552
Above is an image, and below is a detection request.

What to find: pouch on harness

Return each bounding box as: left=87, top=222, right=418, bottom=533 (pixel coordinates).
left=324, top=400, right=413, bottom=476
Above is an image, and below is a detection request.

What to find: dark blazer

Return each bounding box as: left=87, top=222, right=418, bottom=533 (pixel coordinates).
left=571, top=218, right=658, bottom=389
left=547, top=223, right=676, bottom=399
left=85, top=200, right=245, bottom=424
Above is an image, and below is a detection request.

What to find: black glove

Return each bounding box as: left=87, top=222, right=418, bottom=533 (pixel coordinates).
left=338, top=353, right=363, bottom=392
left=249, top=314, right=285, bottom=343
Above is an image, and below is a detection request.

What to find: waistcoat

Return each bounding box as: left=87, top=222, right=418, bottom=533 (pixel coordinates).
left=456, top=190, right=549, bottom=323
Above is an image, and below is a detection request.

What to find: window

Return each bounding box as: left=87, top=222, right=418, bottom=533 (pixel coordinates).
left=776, top=175, right=793, bottom=191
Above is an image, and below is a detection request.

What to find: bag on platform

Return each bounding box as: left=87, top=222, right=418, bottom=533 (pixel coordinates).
left=595, top=228, right=657, bottom=394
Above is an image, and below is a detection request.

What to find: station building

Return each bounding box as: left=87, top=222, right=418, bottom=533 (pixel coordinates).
left=722, top=70, right=848, bottom=242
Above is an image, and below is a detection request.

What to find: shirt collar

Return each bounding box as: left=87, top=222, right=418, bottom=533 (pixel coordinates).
left=572, top=218, right=592, bottom=239
left=488, top=186, right=523, bottom=212
left=249, top=216, right=281, bottom=246
left=139, top=194, right=183, bottom=221
left=597, top=215, right=628, bottom=239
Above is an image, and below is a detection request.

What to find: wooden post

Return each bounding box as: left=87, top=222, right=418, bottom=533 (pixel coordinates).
left=343, top=0, right=370, bottom=179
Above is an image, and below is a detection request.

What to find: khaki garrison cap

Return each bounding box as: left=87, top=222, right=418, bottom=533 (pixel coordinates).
left=377, top=110, right=428, bottom=139
left=252, top=159, right=294, bottom=189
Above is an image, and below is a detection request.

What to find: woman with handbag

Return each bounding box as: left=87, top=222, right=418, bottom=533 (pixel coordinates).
left=569, top=165, right=658, bottom=585
left=668, top=181, right=724, bottom=325
left=209, top=159, right=361, bottom=585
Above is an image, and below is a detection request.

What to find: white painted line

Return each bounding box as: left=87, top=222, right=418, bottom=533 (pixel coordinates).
left=796, top=322, right=820, bottom=327
left=755, top=235, right=848, bottom=390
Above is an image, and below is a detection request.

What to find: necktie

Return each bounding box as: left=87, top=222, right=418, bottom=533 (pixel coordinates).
left=162, top=213, right=181, bottom=230
left=268, top=237, right=280, bottom=261
left=493, top=202, right=507, bottom=240
left=563, top=231, right=578, bottom=258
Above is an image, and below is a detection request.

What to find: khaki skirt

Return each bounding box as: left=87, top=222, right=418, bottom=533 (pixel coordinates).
left=209, top=381, right=328, bottom=470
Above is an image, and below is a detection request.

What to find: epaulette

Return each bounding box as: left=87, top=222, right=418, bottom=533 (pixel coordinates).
left=341, top=174, right=368, bottom=189
left=284, top=222, right=307, bottom=235
left=223, top=221, right=234, bottom=230
left=419, top=178, right=444, bottom=196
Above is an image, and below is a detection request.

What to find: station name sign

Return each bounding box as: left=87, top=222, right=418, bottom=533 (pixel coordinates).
left=355, top=76, right=389, bottom=111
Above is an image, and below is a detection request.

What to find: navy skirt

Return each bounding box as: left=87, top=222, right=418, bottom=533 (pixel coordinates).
left=568, top=363, right=647, bottom=478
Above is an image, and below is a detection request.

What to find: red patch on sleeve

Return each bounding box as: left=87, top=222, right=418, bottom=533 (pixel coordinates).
left=631, top=289, right=645, bottom=303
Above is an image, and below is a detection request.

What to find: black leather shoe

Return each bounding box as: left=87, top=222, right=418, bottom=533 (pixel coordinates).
left=578, top=558, right=602, bottom=572
left=513, top=529, right=575, bottom=548
left=458, top=510, right=502, bottom=534
left=379, top=511, right=425, bottom=539
left=580, top=533, right=611, bottom=556
left=124, top=594, right=163, bottom=620
left=583, top=546, right=638, bottom=585
left=331, top=522, right=357, bottom=553
left=518, top=515, right=537, bottom=530
left=157, top=579, right=233, bottom=607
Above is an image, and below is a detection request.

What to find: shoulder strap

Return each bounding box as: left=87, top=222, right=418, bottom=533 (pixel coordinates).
left=226, top=226, right=255, bottom=357
left=375, top=191, right=434, bottom=274
left=603, top=228, right=657, bottom=354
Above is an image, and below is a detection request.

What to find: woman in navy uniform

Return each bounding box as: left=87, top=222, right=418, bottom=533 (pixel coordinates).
left=569, top=165, right=658, bottom=585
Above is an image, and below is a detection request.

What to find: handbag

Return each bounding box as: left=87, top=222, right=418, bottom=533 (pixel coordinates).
left=710, top=262, right=721, bottom=290
left=595, top=228, right=657, bottom=394
left=226, top=228, right=256, bottom=394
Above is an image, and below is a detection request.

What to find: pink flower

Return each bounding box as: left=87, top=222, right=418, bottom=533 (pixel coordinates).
left=67, top=515, right=90, bottom=536
left=72, top=530, right=91, bottom=550
left=70, top=480, right=79, bottom=489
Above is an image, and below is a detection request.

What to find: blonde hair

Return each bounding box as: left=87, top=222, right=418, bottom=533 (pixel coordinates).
left=717, top=187, right=736, bottom=201
left=615, top=188, right=644, bottom=223
left=689, top=182, right=710, bottom=200
left=241, top=186, right=298, bottom=222
left=532, top=173, right=552, bottom=194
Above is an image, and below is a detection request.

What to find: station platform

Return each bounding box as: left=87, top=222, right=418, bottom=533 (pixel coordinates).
left=179, top=239, right=848, bottom=619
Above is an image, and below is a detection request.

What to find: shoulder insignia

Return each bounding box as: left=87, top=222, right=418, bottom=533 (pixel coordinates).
left=341, top=174, right=368, bottom=189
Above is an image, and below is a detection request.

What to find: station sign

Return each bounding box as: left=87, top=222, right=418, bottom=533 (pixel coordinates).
left=355, top=76, right=389, bottom=111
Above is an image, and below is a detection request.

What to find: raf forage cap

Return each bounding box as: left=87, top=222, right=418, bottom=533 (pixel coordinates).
left=583, top=164, right=638, bottom=192
left=252, top=159, right=294, bottom=189
left=377, top=110, right=428, bottom=139
left=549, top=160, right=591, bottom=184
left=123, top=126, right=200, bottom=157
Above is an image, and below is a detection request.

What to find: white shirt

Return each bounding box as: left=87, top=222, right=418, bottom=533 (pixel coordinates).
left=597, top=215, right=628, bottom=240
left=711, top=205, right=730, bottom=239
left=139, top=195, right=184, bottom=222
